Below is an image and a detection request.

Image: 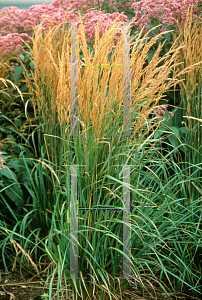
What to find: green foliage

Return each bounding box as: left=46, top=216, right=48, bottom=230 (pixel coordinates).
left=41, top=293, right=49, bottom=299
left=86, top=0, right=131, bottom=14
left=0, top=49, right=34, bottom=112
left=153, top=108, right=189, bottom=158
left=0, top=150, right=35, bottom=214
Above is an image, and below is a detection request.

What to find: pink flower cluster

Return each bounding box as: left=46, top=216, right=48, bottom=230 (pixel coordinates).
left=76, top=10, right=129, bottom=46
left=0, top=151, right=5, bottom=169
left=154, top=106, right=174, bottom=118
left=0, top=0, right=201, bottom=57
left=0, top=1, right=132, bottom=57
left=0, top=33, right=32, bottom=56
left=130, top=0, right=202, bottom=33
left=0, top=3, right=79, bottom=56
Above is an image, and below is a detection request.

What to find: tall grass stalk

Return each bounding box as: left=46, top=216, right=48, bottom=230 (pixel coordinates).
left=172, top=6, right=202, bottom=202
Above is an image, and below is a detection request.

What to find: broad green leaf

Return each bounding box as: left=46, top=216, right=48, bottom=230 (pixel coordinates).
left=0, top=167, right=17, bottom=181
left=14, top=65, right=25, bottom=82
left=29, top=61, right=35, bottom=70
left=19, top=53, right=25, bottom=61
left=14, top=119, right=21, bottom=127
left=20, top=84, right=28, bottom=92
left=170, top=126, right=180, bottom=136
left=167, top=134, right=180, bottom=148
left=7, top=160, right=21, bottom=172
left=154, top=131, right=162, bottom=139
left=179, top=127, right=189, bottom=134
left=21, top=171, right=32, bottom=186
left=4, top=183, right=24, bottom=208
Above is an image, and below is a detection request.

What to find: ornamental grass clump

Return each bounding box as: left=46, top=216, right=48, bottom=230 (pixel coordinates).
left=21, top=10, right=192, bottom=168
left=172, top=5, right=202, bottom=201
left=0, top=4, right=201, bottom=300
left=12, top=11, right=202, bottom=299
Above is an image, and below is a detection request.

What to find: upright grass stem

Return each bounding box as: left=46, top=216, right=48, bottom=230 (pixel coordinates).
left=172, top=6, right=202, bottom=202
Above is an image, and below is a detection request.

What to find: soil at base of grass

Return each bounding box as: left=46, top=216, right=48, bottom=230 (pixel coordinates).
left=0, top=267, right=201, bottom=300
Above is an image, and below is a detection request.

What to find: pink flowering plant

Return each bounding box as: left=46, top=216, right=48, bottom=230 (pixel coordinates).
left=1, top=0, right=202, bottom=59
left=0, top=1, right=134, bottom=78
left=154, top=106, right=174, bottom=119
left=130, top=0, right=202, bottom=34
left=0, top=1, right=136, bottom=57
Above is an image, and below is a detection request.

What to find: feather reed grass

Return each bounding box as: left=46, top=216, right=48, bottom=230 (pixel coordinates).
left=172, top=5, right=202, bottom=201
left=6, top=10, right=202, bottom=300
left=20, top=11, right=197, bottom=172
